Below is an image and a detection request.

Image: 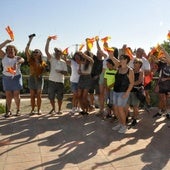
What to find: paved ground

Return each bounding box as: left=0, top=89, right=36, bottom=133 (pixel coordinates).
left=0, top=98, right=170, bottom=170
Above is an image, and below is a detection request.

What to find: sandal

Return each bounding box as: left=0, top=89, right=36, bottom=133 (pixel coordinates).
left=48, top=109, right=55, bottom=114
left=29, top=110, right=35, bottom=116
left=57, top=111, right=63, bottom=115
left=37, top=110, right=42, bottom=115
left=4, top=111, right=12, bottom=118
left=15, top=110, right=21, bottom=116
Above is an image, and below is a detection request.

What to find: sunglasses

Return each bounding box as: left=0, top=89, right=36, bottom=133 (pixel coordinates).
left=33, top=51, right=39, bottom=54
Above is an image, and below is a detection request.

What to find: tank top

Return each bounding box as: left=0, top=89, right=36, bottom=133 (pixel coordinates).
left=114, top=69, right=130, bottom=92
left=132, top=72, right=143, bottom=92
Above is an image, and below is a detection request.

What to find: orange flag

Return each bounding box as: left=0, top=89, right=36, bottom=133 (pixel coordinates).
left=167, top=31, right=170, bottom=40
left=6, top=67, right=16, bottom=75
left=104, top=46, right=114, bottom=52
left=86, top=38, right=95, bottom=51
left=62, top=47, right=69, bottom=55
left=101, top=36, right=111, bottom=43
left=5, top=26, right=14, bottom=40
left=48, top=35, right=57, bottom=40
left=125, top=47, right=133, bottom=59
left=79, top=44, right=85, bottom=51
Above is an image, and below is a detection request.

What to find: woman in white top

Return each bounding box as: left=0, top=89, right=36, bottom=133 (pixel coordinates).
left=64, top=52, right=81, bottom=114
left=0, top=39, right=24, bottom=117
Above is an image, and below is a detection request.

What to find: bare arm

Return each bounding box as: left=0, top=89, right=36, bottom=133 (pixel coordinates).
left=127, top=68, right=134, bottom=93
left=45, top=37, right=53, bottom=60
left=134, top=71, right=144, bottom=86
left=0, top=39, right=12, bottom=58
left=80, top=51, right=94, bottom=64
left=25, top=36, right=34, bottom=61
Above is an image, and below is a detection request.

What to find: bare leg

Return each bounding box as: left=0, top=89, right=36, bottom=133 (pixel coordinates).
left=5, top=91, right=13, bottom=113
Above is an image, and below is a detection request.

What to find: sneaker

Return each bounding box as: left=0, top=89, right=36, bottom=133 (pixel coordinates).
left=152, top=112, right=162, bottom=118
left=79, top=111, right=89, bottom=115
left=118, top=125, right=127, bottom=134
left=76, top=107, right=82, bottom=112
left=166, top=113, right=170, bottom=119
left=70, top=107, right=76, bottom=114
left=112, top=124, right=122, bottom=131
left=130, top=119, right=137, bottom=126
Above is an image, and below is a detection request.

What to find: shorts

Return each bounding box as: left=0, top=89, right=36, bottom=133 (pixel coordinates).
left=89, top=78, right=100, bottom=94
left=78, top=75, right=92, bottom=90
left=48, top=80, right=64, bottom=100
left=144, top=82, right=151, bottom=90
left=28, top=75, right=44, bottom=90
left=70, top=82, right=78, bottom=93
left=2, top=74, right=23, bottom=91
left=127, top=92, right=140, bottom=106
left=112, top=91, right=129, bottom=107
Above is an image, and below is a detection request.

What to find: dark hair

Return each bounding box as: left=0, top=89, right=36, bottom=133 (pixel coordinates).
left=72, top=52, right=81, bottom=61
left=113, top=47, right=119, bottom=59
left=119, top=54, right=131, bottom=63
left=106, top=58, right=115, bottom=66
left=84, top=50, right=93, bottom=70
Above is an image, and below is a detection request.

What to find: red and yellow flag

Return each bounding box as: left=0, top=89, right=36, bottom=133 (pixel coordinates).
left=104, top=46, right=114, bottom=53
left=62, top=47, right=69, bottom=55
left=101, top=36, right=111, bottom=43
left=86, top=38, right=95, bottom=51
left=79, top=44, right=85, bottom=51
left=167, top=31, right=170, bottom=40
left=5, top=26, right=14, bottom=40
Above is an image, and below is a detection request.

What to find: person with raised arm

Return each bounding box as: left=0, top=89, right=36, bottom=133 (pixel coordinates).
left=45, top=36, right=68, bottom=115
left=108, top=44, right=134, bottom=133
left=25, top=34, right=47, bottom=115
left=0, top=39, right=24, bottom=117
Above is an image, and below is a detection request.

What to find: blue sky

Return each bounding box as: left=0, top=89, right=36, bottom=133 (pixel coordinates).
left=1, top=0, right=170, bottom=55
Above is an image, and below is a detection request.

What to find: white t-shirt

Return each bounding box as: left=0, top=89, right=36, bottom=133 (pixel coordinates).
left=49, top=57, right=67, bottom=83
left=2, top=55, right=22, bottom=76
left=70, top=60, right=80, bottom=83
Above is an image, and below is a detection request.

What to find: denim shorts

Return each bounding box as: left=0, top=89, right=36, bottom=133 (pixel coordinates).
left=28, top=75, right=44, bottom=90
left=2, top=74, right=23, bottom=91
left=112, top=91, right=129, bottom=107
left=70, top=82, right=78, bottom=93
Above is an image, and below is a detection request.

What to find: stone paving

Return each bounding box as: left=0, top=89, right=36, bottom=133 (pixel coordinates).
left=0, top=98, right=170, bottom=170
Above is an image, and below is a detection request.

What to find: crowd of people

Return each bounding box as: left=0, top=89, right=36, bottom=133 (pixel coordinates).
left=0, top=36, right=170, bottom=134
